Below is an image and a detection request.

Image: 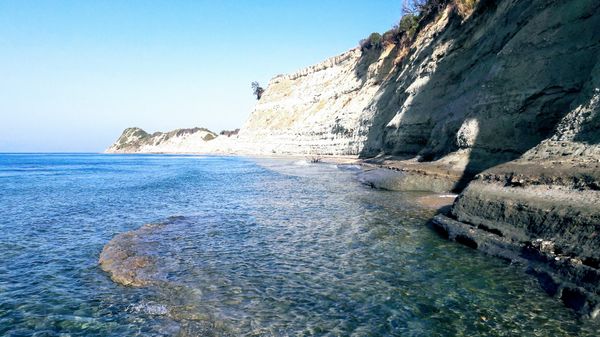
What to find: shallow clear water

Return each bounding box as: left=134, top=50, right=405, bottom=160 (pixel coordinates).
left=0, top=153, right=598, bottom=336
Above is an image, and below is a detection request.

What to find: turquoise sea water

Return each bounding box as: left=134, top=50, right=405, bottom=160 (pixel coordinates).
left=0, top=153, right=598, bottom=336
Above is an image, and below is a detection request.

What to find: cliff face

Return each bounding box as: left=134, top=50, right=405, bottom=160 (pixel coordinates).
left=106, top=127, right=217, bottom=153
left=439, top=47, right=600, bottom=316
left=239, top=0, right=600, bottom=316
left=109, top=0, right=599, bottom=166
left=237, top=48, right=384, bottom=155
left=108, top=0, right=599, bottom=166
left=374, top=0, right=600, bottom=179
left=242, top=0, right=599, bottom=172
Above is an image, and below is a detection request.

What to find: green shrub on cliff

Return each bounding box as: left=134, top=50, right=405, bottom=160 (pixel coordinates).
left=381, top=30, right=398, bottom=45
left=361, top=0, right=477, bottom=51
left=379, top=13, right=419, bottom=47
left=369, top=32, right=382, bottom=48
left=398, top=14, right=419, bottom=39
left=359, top=0, right=437, bottom=50
left=360, top=32, right=383, bottom=51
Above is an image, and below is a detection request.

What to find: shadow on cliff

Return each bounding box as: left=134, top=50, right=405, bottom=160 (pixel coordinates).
left=358, top=0, right=600, bottom=192
left=354, top=42, right=403, bottom=87
left=354, top=48, right=382, bottom=85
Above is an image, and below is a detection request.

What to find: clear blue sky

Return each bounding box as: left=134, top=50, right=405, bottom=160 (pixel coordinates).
left=0, top=0, right=402, bottom=152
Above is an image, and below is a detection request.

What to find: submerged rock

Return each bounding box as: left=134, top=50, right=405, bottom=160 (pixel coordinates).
left=99, top=223, right=166, bottom=286
left=357, top=168, right=456, bottom=193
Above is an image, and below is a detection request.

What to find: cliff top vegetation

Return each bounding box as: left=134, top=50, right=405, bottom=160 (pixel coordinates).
left=360, top=0, right=478, bottom=51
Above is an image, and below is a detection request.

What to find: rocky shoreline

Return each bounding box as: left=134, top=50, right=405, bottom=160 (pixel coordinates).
left=430, top=159, right=600, bottom=318
left=357, top=155, right=600, bottom=318
left=432, top=213, right=600, bottom=319
left=347, top=153, right=600, bottom=318
left=104, top=0, right=600, bottom=318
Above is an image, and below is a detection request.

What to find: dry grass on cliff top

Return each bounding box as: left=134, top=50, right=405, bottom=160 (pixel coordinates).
left=454, top=0, right=478, bottom=17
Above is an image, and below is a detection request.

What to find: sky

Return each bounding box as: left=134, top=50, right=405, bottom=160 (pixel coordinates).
left=0, top=0, right=402, bottom=152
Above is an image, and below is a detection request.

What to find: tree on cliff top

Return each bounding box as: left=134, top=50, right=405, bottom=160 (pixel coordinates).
left=402, top=0, right=447, bottom=16
left=251, top=81, right=264, bottom=100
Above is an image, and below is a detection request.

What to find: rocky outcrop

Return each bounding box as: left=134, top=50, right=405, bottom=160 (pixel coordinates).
left=434, top=73, right=600, bottom=316
left=106, top=127, right=218, bottom=153
left=428, top=1, right=600, bottom=315
left=99, top=222, right=163, bottom=287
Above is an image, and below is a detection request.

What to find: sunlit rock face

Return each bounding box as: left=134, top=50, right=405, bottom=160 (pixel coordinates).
left=236, top=48, right=379, bottom=156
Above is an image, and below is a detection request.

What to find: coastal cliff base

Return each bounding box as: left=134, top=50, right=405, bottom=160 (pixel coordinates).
left=432, top=159, right=600, bottom=318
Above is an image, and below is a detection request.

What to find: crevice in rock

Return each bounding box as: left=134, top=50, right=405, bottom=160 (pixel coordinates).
left=455, top=234, right=478, bottom=249
left=561, top=287, right=588, bottom=312
left=476, top=224, right=503, bottom=237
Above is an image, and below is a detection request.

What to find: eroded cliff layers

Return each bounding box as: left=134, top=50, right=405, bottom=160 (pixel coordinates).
left=239, top=0, right=600, bottom=316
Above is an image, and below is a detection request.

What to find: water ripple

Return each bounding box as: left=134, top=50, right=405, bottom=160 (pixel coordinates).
left=1, top=154, right=599, bottom=336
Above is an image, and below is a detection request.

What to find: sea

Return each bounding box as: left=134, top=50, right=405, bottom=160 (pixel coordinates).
left=0, top=153, right=598, bottom=336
